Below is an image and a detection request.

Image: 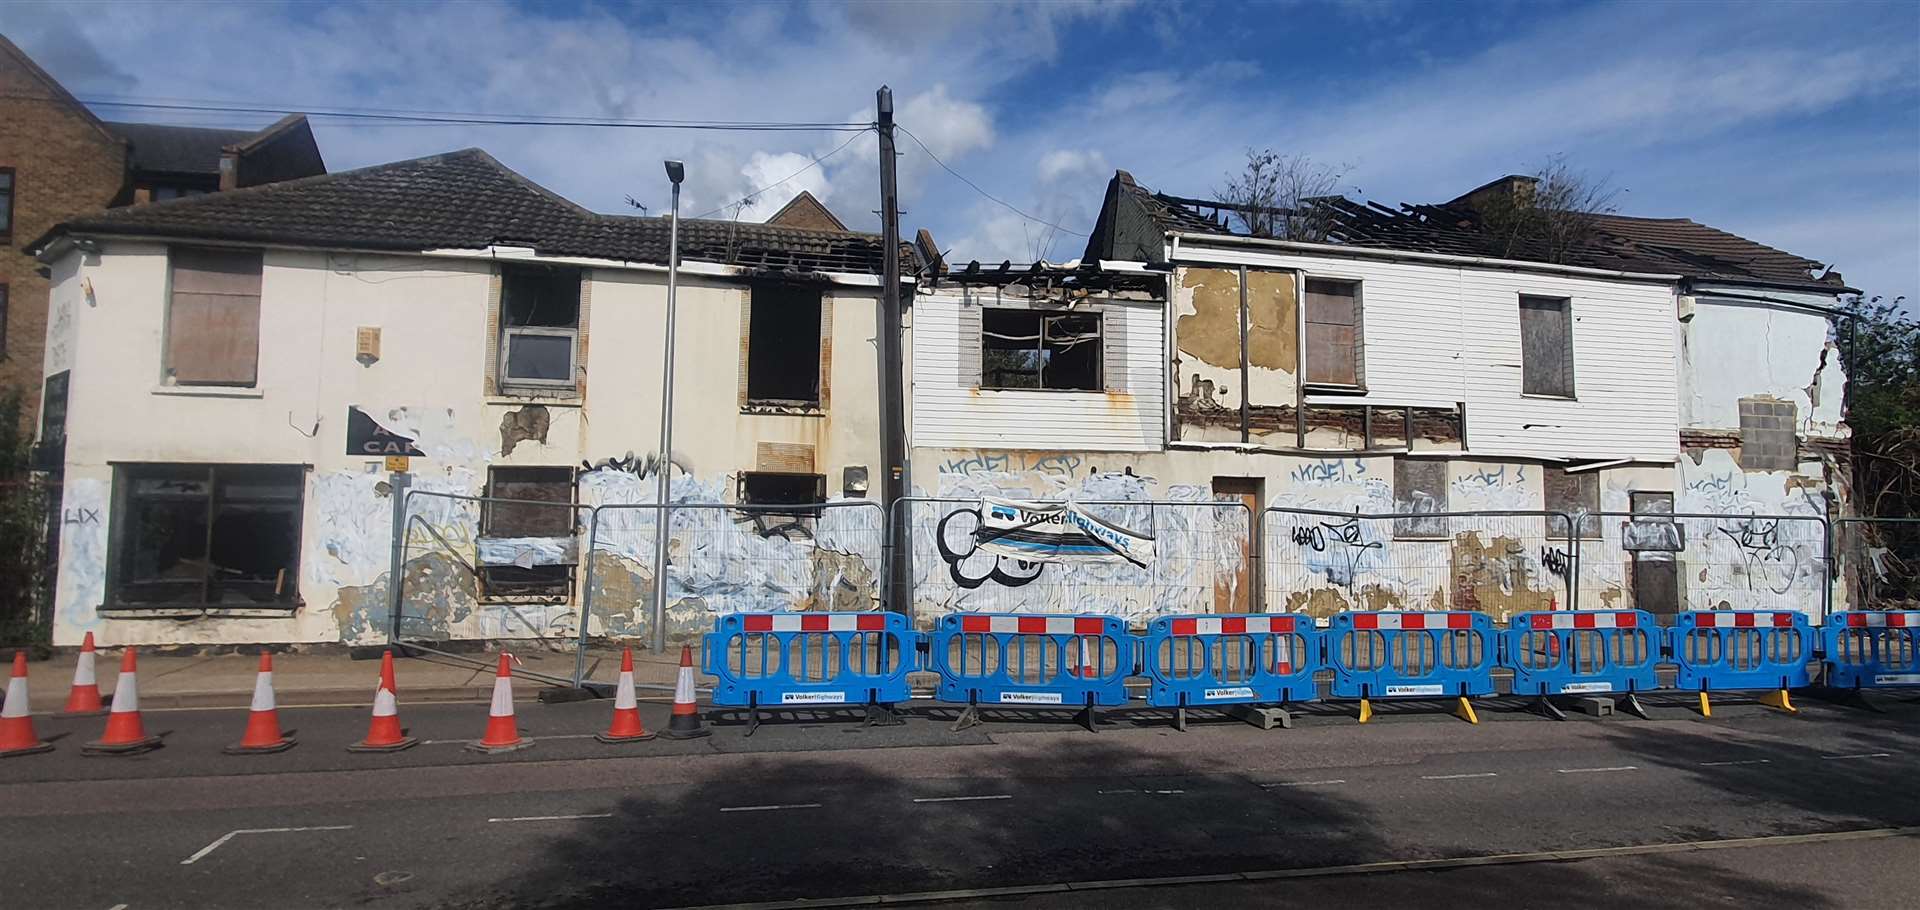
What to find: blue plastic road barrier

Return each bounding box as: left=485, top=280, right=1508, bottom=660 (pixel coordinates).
left=930, top=613, right=1131, bottom=732
left=1823, top=611, right=1920, bottom=691
left=1144, top=614, right=1319, bottom=729
left=703, top=612, right=916, bottom=734
left=1504, top=610, right=1660, bottom=719
left=1671, top=610, right=1813, bottom=716
left=1327, top=611, right=1495, bottom=724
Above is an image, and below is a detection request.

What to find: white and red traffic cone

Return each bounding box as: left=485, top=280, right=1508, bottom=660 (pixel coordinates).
left=468, top=653, right=532, bottom=754
left=224, top=652, right=295, bottom=755
left=82, top=648, right=162, bottom=755
left=1071, top=636, right=1096, bottom=678
left=348, top=650, right=417, bottom=753
left=1, top=651, right=54, bottom=758
left=664, top=644, right=708, bottom=739
left=597, top=648, right=655, bottom=744
left=55, top=631, right=107, bottom=718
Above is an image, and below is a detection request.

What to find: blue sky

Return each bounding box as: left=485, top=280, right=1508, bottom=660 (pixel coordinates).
left=6, top=0, right=1917, bottom=301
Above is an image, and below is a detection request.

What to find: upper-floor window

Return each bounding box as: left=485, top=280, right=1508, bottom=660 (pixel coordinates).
left=498, top=265, right=581, bottom=390
left=0, top=168, right=14, bottom=239
left=1520, top=294, right=1575, bottom=398
left=0, top=283, right=9, bottom=358
left=981, top=308, right=1102, bottom=391
left=746, top=284, right=823, bottom=407
left=1304, top=278, right=1363, bottom=388
left=166, top=247, right=263, bottom=386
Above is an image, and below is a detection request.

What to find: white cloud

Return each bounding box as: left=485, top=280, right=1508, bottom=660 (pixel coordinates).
left=728, top=151, right=836, bottom=222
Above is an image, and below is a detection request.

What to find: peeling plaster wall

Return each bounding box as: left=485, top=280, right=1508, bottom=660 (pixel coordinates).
left=1680, top=295, right=1848, bottom=438
left=43, top=242, right=886, bottom=647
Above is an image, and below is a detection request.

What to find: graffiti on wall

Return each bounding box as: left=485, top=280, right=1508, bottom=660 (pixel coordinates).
left=939, top=450, right=1085, bottom=477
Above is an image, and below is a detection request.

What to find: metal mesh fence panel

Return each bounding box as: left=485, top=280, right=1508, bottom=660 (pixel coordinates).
left=1575, top=511, right=1829, bottom=619
left=897, top=497, right=1253, bottom=627
left=1262, top=508, right=1576, bottom=622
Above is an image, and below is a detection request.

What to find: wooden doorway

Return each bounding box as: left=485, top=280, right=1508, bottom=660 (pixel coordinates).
left=1213, top=477, right=1263, bottom=614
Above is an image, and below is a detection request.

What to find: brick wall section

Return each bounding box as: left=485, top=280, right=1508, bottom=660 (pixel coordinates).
left=0, top=44, right=128, bottom=431
left=1737, top=396, right=1800, bottom=471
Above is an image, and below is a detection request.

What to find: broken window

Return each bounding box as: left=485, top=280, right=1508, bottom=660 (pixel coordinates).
left=499, top=265, right=581, bottom=389
left=1393, top=458, right=1449, bottom=538
left=739, top=472, right=826, bottom=508
left=479, top=466, right=575, bottom=599
left=1738, top=397, right=1799, bottom=471
left=1544, top=466, right=1601, bottom=539
left=109, top=464, right=303, bottom=608
left=981, top=308, right=1102, bottom=391
left=1304, top=278, right=1362, bottom=387
left=165, top=247, right=262, bottom=386
left=1520, top=295, right=1574, bottom=397
left=746, top=284, right=822, bottom=406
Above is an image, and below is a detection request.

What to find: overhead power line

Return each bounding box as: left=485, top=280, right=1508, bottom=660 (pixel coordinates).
left=691, top=128, right=872, bottom=220
left=0, top=93, right=873, bottom=131
left=895, top=123, right=1088, bottom=238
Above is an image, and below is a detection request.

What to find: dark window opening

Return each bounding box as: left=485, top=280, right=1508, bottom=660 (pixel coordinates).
left=1520, top=295, right=1575, bottom=397
left=0, top=168, right=12, bottom=239
left=1304, top=278, right=1362, bottom=387
left=740, top=472, right=826, bottom=508
left=1544, top=465, right=1601, bottom=539
left=1393, top=458, right=1449, bottom=538
left=981, top=308, right=1102, bottom=391
left=110, top=464, right=303, bottom=608
left=0, top=283, right=8, bottom=358
left=746, top=284, right=822, bottom=405
left=480, top=466, right=575, bottom=599
left=500, top=265, right=581, bottom=387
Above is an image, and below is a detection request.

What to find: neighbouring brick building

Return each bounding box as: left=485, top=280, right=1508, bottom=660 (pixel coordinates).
left=0, top=34, right=324, bottom=435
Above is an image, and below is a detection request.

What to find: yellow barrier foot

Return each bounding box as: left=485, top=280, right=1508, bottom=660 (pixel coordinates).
left=1454, top=697, right=1480, bottom=725
left=1357, top=697, right=1373, bottom=724
left=1698, top=691, right=1713, bottom=718
left=1758, top=689, right=1799, bottom=714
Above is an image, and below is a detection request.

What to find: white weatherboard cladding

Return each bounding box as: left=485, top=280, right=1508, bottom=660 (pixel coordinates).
left=911, top=291, right=1164, bottom=451
left=1172, top=247, right=1680, bottom=461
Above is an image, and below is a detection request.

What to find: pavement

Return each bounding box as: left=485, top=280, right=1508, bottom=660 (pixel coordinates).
left=1, top=686, right=1917, bottom=909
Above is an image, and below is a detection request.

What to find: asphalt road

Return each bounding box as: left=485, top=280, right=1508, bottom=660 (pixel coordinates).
left=2, top=691, right=1917, bottom=909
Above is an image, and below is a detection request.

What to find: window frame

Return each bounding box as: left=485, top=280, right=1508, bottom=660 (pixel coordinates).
left=0, top=282, right=9, bottom=359
left=745, top=283, right=825, bottom=408
left=496, top=264, right=583, bottom=393
left=1391, top=457, right=1450, bottom=540
left=0, top=167, right=13, bottom=240
left=478, top=465, right=577, bottom=602
left=1543, top=465, right=1602, bottom=541
left=978, top=306, right=1105, bottom=392
left=1518, top=293, right=1576, bottom=399
left=104, top=462, right=306, bottom=611
left=162, top=246, right=265, bottom=388
left=1301, top=275, right=1366, bottom=392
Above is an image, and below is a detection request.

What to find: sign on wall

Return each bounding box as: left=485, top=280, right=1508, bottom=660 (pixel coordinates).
left=346, top=406, right=424, bottom=457
left=973, top=497, right=1155, bottom=566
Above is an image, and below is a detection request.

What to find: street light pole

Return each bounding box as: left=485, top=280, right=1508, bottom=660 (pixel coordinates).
left=651, top=160, right=685, bottom=653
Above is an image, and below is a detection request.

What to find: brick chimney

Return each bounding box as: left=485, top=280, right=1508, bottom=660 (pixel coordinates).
left=1448, top=174, right=1538, bottom=213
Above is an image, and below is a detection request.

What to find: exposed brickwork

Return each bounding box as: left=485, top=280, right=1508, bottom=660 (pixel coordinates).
left=0, top=39, right=129, bottom=431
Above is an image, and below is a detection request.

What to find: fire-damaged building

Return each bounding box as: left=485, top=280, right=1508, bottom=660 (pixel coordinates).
left=906, top=170, right=1852, bottom=625
left=28, top=147, right=911, bottom=649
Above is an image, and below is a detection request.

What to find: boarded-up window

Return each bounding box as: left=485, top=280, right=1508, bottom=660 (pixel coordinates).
left=1393, top=458, right=1448, bottom=538
left=1520, top=295, right=1574, bottom=397
left=166, top=248, right=262, bottom=386
left=1738, top=398, right=1798, bottom=471
left=480, top=466, right=574, bottom=599
left=1544, top=466, right=1601, bottom=539
left=1304, top=278, right=1361, bottom=387
left=747, top=284, right=823, bottom=405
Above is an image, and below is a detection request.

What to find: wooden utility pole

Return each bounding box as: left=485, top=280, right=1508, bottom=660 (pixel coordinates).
left=876, top=86, right=910, bottom=613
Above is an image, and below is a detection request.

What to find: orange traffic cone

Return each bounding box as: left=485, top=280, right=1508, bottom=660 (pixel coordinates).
left=83, top=648, right=162, bottom=755
left=597, top=648, right=655, bottom=744
left=468, top=653, right=532, bottom=753
left=348, top=650, right=417, bottom=753
left=2, top=651, right=54, bottom=757
left=664, top=644, right=708, bottom=739
left=55, top=632, right=107, bottom=717
left=224, top=652, right=294, bottom=755
left=1274, top=637, right=1295, bottom=676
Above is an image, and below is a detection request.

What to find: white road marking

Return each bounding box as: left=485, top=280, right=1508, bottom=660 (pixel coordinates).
left=487, top=813, right=614, bottom=823
left=1821, top=752, right=1893, bottom=761
left=1421, top=773, right=1499, bottom=780
left=1097, top=789, right=1137, bottom=794
left=1557, top=766, right=1638, bottom=775
left=107, top=905, right=129, bottom=910
left=1262, top=780, right=1346, bottom=788
left=181, top=826, right=354, bottom=865
left=912, top=795, right=1012, bottom=804
left=1145, top=789, right=1185, bottom=795
left=719, top=803, right=821, bottom=813
left=1701, top=759, right=1771, bottom=767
